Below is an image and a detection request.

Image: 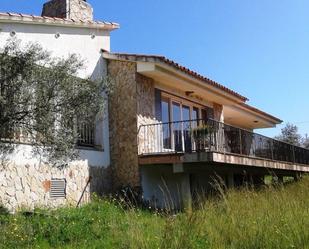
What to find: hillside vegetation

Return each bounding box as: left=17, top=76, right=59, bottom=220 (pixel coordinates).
left=1, top=176, right=308, bottom=249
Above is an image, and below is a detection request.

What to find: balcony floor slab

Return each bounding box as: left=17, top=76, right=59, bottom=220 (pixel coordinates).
left=138, top=151, right=309, bottom=173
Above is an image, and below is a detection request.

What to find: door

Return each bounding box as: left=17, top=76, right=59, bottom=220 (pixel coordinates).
left=182, top=105, right=192, bottom=152
left=162, top=98, right=171, bottom=150
left=172, top=102, right=183, bottom=151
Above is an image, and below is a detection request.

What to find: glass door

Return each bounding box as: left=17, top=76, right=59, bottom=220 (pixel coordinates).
left=159, top=93, right=212, bottom=153
left=172, top=102, right=183, bottom=152
left=162, top=98, right=171, bottom=149
left=182, top=105, right=192, bottom=152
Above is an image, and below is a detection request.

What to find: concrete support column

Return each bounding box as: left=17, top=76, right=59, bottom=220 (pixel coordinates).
left=180, top=174, right=192, bottom=212
left=294, top=173, right=302, bottom=181
left=252, top=175, right=265, bottom=186
left=227, top=173, right=234, bottom=188
left=277, top=176, right=284, bottom=184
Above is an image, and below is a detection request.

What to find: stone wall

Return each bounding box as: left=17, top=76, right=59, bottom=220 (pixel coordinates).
left=214, top=103, right=224, bottom=122
left=136, top=74, right=156, bottom=127
left=136, top=74, right=161, bottom=154
left=107, top=60, right=140, bottom=189
left=69, top=0, right=93, bottom=21
left=0, top=162, right=109, bottom=212
left=42, top=0, right=93, bottom=21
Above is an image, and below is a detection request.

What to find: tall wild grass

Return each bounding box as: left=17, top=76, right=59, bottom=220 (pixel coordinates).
left=0, top=176, right=308, bottom=249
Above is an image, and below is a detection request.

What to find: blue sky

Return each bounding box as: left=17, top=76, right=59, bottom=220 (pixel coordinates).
left=1, top=0, right=309, bottom=137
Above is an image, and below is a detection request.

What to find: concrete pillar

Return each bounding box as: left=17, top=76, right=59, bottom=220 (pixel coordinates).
left=180, top=174, right=192, bottom=212
left=277, top=176, right=284, bottom=184
left=227, top=173, right=234, bottom=188
left=294, top=173, right=302, bottom=181
left=252, top=175, right=265, bottom=186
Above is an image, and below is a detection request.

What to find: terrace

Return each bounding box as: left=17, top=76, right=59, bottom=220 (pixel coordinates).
left=138, top=119, right=309, bottom=173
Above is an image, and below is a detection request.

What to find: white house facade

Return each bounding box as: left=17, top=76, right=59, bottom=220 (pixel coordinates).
left=0, top=0, right=119, bottom=211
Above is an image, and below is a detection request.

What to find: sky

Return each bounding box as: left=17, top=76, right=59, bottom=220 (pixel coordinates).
left=1, top=0, right=309, bottom=138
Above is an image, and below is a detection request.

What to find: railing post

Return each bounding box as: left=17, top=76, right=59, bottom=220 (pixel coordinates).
left=292, top=146, right=296, bottom=163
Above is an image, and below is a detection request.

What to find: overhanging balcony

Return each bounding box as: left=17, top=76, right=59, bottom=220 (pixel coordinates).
left=138, top=119, right=309, bottom=172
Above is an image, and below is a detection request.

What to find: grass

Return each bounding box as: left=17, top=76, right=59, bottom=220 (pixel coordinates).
left=0, top=176, right=309, bottom=249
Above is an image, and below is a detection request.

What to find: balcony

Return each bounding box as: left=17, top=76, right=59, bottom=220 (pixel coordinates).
left=0, top=122, right=96, bottom=148
left=138, top=119, right=309, bottom=170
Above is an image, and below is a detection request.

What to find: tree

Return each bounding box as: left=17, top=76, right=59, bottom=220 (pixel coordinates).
left=302, top=134, right=309, bottom=149
left=274, top=123, right=302, bottom=146
left=0, top=39, right=109, bottom=167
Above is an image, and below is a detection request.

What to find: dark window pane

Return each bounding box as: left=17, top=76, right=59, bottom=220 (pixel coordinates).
left=161, top=98, right=170, bottom=123
left=192, top=107, right=199, bottom=120
left=172, top=102, right=182, bottom=151
left=182, top=105, right=192, bottom=152
left=161, top=98, right=171, bottom=149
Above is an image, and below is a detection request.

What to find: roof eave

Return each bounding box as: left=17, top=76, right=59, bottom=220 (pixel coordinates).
left=0, top=13, right=120, bottom=31
left=103, top=52, right=248, bottom=102
left=239, top=103, right=283, bottom=124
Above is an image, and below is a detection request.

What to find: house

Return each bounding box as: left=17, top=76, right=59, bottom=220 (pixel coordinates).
left=105, top=53, right=309, bottom=209
left=0, top=0, right=308, bottom=211
left=0, top=0, right=118, bottom=211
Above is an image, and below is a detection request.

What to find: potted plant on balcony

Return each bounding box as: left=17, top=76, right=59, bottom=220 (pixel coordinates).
left=191, top=124, right=213, bottom=152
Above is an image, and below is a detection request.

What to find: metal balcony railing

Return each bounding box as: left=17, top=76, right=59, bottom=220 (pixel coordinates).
left=138, top=119, right=309, bottom=165
left=0, top=122, right=96, bottom=147
left=77, top=122, right=95, bottom=147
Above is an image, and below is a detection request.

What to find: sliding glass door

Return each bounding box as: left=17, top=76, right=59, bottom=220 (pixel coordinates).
left=182, top=105, right=192, bottom=152
left=162, top=98, right=171, bottom=149
left=160, top=93, right=211, bottom=152
left=172, top=102, right=183, bottom=151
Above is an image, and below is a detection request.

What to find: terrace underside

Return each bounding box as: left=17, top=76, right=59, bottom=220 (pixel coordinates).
left=139, top=151, right=309, bottom=174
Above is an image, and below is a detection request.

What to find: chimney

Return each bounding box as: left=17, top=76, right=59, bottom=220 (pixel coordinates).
left=42, top=0, right=93, bottom=21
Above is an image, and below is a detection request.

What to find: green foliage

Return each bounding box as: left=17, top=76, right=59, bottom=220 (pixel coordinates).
left=303, top=134, right=309, bottom=149
left=1, top=177, right=308, bottom=249
left=0, top=39, right=109, bottom=167
left=191, top=124, right=212, bottom=140
left=275, top=123, right=302, bottom=146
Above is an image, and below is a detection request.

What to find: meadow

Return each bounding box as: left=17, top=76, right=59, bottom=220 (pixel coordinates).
left=0, top=176, right=308, bottom=249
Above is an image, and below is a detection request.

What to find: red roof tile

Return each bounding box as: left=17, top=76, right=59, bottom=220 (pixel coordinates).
left=106, top=52, right=249, bottom=102
left=0, top=12, right=119, bottom=30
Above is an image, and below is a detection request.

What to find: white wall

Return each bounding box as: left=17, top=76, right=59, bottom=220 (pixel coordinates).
left=0, top=23, right=110, bottom=77
left=0, top=22, right=111, bottom=167
left=140, top=165, right=186, bottom=210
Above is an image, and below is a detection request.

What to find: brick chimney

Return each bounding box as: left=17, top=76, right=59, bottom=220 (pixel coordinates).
left=42, top=0, right=93, bottom=21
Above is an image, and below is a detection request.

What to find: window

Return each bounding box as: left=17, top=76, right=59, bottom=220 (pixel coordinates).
left=159, top=92, right=214, bottom=152
left=77, top=120, right=95, bottom=147
left=161, top=93, right=212, bottom=123
left=50, top=179, right=66, bottom=199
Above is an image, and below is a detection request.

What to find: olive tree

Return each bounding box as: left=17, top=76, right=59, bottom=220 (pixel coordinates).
left=0, top=39, right=111, bottom=167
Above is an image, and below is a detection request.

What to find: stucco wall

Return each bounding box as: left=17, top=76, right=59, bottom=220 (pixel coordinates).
left=107, top=60, right=140, bottom=188
left=0, top=22, right=111, bottom=167
left=140, top=165, right=192, bottom=210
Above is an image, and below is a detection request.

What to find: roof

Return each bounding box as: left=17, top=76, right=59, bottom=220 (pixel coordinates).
left=104, top=52, right=248, bottom=102
left=104, top=52, right=283, bottom=124
left=0, top=12, right=119, bottom=31
left=240, top=103, right=283, bottom=123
